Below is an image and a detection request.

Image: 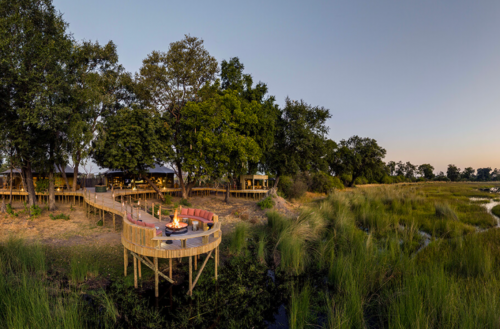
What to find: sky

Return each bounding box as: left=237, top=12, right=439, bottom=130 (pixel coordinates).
left=53, top=0, right=500, bottom=173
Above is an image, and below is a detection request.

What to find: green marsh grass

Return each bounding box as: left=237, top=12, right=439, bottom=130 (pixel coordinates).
left=288, top=284, right=311, bottom=329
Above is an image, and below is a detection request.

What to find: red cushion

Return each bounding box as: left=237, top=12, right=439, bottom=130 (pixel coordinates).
left=127, top=213, right=133, bottom=221
left=156, top=229, right=162, bottom=236
left=137, top=221, right=146, bottom=227
left=129, top=218, right=136, bottom=224
left=181, top=208, right=188, bottom=215
left=194, top=209, right=202, bottom=217
left=198, top=210, right=206, bottom=218
left=205, top=212, right=213, bottom=221
left=187, top=208, right=195, bottom=216
left=145, top=222, right=155, bottom=228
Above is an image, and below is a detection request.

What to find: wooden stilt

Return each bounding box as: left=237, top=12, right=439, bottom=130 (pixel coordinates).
left=169, top=258, right=172, bottom=279
left=138, top=258, right=142, bottom=278
left=124, top=248, right=128, bottom=276
left=154, top=257, right=159, bottom=298
left=134, top=255, right=138, bottom=288
left=195, top=254, right=198, bottom=270
left=215, top=247, right=218, bottom=280
left=113, top=213, right=116, bottom=230
left=189, top=256, right=192, bottom=296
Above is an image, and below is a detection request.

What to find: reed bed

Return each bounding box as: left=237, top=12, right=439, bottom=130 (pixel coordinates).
left=253, top=183, right=500, bottom=328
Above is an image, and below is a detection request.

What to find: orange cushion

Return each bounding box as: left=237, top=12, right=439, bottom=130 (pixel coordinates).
left=199, top=210, right=207, bottom=218
left=181, top=208, right=188, bottom=215
left=194, top=209, right=202, bottom=217
left=187, top=208, right=195, bottom=216
left=145, top=222, right=155, bottom=228
left=205, top=212, right=213, bottom=221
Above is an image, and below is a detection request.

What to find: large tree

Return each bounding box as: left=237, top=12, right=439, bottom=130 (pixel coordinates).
left=330, top=136, right=387, bottom=187
left=476, top=168, right=492, bottom=181
left=92, top=107, right=171, bottom=200
left=418, top=164, right=435, bottom=180
left=0, top=0, right=74, bottom=207
left=461, top=167, right=475, bottom=180
left=266, top=97, right=331, bottom=185
left=65, top=40, right=130, bottom=191
left=136, top=35, right=219, bottom=198
left=446, top=164, right=461, bottom=182
left=183, top=84, right=262, bottom=203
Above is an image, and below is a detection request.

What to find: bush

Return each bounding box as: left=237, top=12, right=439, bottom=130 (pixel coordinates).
left=179, top=198, right=191, bottom=207
left=163, top=194, right=172, bottom=205
left=340, top=173, right=352, bottom=186
left=354, top=176, right=368, bottom=185
left=257, top=196, right=275, bottom=210
left=310, top=172, right=337, bottom=194
left=492, top=205, right=500, bottom=219
left=279, top=175, right=308, bottom=199
left=435, top=203, right=458, bottom=221
left=35, top=179, right=49, bottom=194
left=331, top=176, right=344, bottom=190
left=381, top=175, right=393, bottom=184
left=30, top=205, right=42, bottom=218
left=50, top=213, right=70, bottom=220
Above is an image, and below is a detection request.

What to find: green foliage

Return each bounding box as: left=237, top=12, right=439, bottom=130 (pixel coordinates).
left=179, top=198, right=191, bottom=207
left=30, top=205, right=42, bottom=218
left=310, top=171, right=340, bottom=193
left=6, top=204, right=17, bottom=217
left=354, top=176, right=369, bottom=185
left=257, top=196, right=275, bottom=210
left=162, top=193, right=172, bottom=205
left=49, top=213, right=70, bottom=220
left=93, top=107, right=170, bottom=176
left=279, top=175, right=308, bottom=199
left=267, top=98, right=331, bottom=180
left=34, top=179, right=49, bottom=194
left=418, top=163, right=435, bottom=179
left=330, top=136, right=387, bottom=187
left=447, top=164, right=461, bottom=181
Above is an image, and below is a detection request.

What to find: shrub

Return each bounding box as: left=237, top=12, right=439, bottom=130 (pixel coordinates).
left=163, top=194, right=172, bottom=205
left=179, top=198, right=191, bottom=207
left=310, top=171, right=337, bottom=194
left=35, top=179, right=49, bottom=193
left=278, top=175, right=308, bottom=199
left=257, top=196, right=275, bottom=210
left=354, top=176, right=369, bottom=185
left=382, top=175, right=393, bottom=184
left=30, top=205, right=42, bottom=218
left=50, top=213, right=70, bottom=220
left=340, top=173, right=352, bottom=186
left=331, top=176, right=344, bottom=190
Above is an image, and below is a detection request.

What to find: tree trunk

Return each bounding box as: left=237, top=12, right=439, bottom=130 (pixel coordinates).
left=225, top=181, right=230, bottom=204
left=72, top=161, right=79, bottom=191
left=0, top=197, right=5, bottom=213
left=22, top=164, right=36, bottom=207
left=48, top=168, right=55, bottom=211
left=57, top=164, right=71, bottom=190
left=141, top=174, right=165, bottom=202
left=9, top=167, right=13, bottom=204
left=273, top=176, right=280, bottom=188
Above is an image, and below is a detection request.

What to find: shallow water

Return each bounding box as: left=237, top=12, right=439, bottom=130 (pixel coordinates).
left=469, top=197, right=500, bottom=227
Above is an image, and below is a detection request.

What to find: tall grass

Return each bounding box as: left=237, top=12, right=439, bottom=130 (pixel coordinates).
left=228, top=222, right=249, bottom=255
left=260, top=183, right=500, bottom=328
left=288, top=284, right=311, bottom=329
left=0, top=237, right=84, bottom=329
left=70, top=251, right=100, bottom=283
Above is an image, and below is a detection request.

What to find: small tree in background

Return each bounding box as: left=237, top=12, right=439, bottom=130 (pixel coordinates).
left=446, top=164, right=461, bottom=182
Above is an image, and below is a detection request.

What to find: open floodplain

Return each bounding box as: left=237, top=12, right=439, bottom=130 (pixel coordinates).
left=1, top=182, right=500, bottom=329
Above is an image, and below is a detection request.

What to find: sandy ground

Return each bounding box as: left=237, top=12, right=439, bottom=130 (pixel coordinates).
left=0, top=193, right=301, bottom=247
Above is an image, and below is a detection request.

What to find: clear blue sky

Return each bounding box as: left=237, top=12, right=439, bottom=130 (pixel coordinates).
left=54, top=0, right=500, bottom=173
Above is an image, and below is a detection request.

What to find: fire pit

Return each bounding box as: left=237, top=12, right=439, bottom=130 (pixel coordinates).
left=165, top=209, right=188, bottom=235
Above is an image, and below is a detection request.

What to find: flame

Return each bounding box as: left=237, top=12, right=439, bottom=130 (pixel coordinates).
left=167, top=209, right=186, bottom=229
